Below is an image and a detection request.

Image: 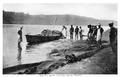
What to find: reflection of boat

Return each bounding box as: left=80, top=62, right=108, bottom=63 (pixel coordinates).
left=26, top=29, right=64, bottom=45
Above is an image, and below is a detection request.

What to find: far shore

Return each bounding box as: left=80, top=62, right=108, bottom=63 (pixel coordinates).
left=3, top=24, right=114, bottom=26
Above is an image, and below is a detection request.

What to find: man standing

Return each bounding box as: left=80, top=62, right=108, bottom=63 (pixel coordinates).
left=62, top=25, right=67, bottom=38
left=109, top=23, right=117, bottom=55
left=87, top=24, right=93, bottom=39
left=75, top=26, right=79, bottom=40
left=18, top=26, right=23, bottom=42
left=70, top=25, right=74, bottom=39
left=93, top=26, right=97, bottom=40
left=79, top=26, right=83, bottom=40
left=17, top=26, right=23, bottom=62
left=96, top=24, right=104, bottom=48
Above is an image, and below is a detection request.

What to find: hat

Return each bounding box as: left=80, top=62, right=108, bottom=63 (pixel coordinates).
left=88, top=24, right=91, bottom=28
left=109, top=22, right=114, bottom=27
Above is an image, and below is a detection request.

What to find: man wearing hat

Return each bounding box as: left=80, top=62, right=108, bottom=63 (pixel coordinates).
left=109, top=22, right=117, bottom=55
left=70, top=25, right=74, bottom=39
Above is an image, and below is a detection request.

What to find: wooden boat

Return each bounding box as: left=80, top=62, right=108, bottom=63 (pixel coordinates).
left=26, top=29, right=64, bottom=45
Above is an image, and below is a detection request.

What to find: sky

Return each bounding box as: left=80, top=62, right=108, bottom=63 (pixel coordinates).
left=3, top=3, right=117, bottom=20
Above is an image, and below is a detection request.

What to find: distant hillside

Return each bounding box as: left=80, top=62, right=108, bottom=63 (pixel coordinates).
left=3, top=11, right=117, bottom=26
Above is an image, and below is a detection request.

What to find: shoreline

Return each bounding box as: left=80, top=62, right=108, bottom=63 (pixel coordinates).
left=3, top=40, right=114, bottom=74
left=3, top=29, right=117, bottom=74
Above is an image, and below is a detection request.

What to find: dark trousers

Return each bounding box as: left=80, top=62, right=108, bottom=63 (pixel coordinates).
left=70, top=33, right=73, bottom=39
left=110, top=38, right=117, bottom=55
left=75, top=33, right=78, bottom=40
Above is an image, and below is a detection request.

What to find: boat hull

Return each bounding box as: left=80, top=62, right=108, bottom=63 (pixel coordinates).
left=26, top=35, right=62, bottom=45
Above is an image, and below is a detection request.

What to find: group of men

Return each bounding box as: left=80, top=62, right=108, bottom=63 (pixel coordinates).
left=62, top=24, right=104, bottom=42
left=62, top=25, right=83, bottom=40
left=88, top=23, right=117, bottom=54
left=87, top=24, right=104, bottom=47
left=70, top=25, right=83, bottom=40
left=62, top=23, right=117, bottom=55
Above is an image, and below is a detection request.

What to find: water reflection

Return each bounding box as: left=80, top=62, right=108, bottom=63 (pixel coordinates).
left=17, top=40, right=22, bottom=64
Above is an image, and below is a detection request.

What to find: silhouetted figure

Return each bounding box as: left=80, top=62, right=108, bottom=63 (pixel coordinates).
left=17, top=26, right=23, bottom=62
left=70, top=25, right=74, bottom=39
left=96, top=24, right=104, bottom=48
left=75, top=26, right=79, bottom=40
left=93, top=26, right=97, bottom=39
left=109, top=23, right=117, bottom=55
left=79, top=26, right=83, bottom=40
left=62, top=25, right=67, bottom=38
left=18, top=26, right=23, bottom=42
left=87, top=24, right=93, bottom=39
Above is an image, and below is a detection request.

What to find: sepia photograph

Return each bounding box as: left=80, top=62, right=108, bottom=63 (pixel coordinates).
left=3, top=3, right=117, bottom=74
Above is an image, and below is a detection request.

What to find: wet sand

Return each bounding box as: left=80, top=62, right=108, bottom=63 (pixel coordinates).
left=3, top=29, right=117, bottom=74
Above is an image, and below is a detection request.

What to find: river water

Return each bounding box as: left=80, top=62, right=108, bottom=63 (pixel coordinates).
left=3, top=24, right=109, bottom=68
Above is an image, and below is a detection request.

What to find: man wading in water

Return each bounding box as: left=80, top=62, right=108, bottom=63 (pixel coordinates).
left=18, top=26, right=23, bottom=42
left=17, top=26, right=23, bottom=62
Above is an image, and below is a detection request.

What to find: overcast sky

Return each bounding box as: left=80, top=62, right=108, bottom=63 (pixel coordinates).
left=3, top=3, right=117, bottom=20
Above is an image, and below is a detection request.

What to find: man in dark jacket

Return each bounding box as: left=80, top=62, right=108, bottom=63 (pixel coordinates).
left=87, top=24, right=93, bottom=39
left=109, top=23, right=117, bottom=55
left=75, top=26, right=79, bottom=40
left=70, top=25, right=74, bottom=39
